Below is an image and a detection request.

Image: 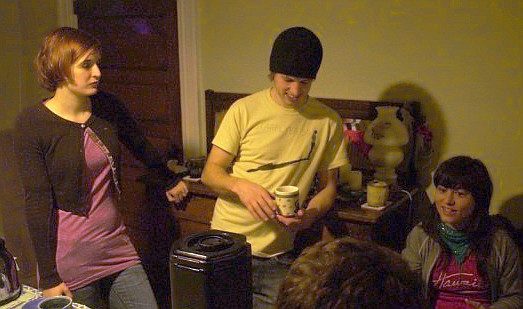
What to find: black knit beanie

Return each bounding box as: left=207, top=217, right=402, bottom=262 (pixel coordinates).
left=269, top=27, right=323, bottom=79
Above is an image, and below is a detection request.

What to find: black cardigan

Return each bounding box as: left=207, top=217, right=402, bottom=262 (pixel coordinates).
left=14, top=91, right=179, bottom=289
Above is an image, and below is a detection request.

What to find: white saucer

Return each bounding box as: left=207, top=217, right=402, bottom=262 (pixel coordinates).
left=361, top=201, right=391, bottom=211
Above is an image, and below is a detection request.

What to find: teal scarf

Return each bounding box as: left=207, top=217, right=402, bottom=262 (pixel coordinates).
left=438, top=222, right=470, bottom=264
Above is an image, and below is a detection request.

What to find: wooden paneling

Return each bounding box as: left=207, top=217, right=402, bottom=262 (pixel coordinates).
left=75, top=1, right=180, bottom=307
left=75, top=0, right=174, bottom=17
left=75, top=0, right=182, bottom=151
left=103, top=84, right=172, bottom=122
left=80, top=17, right=171, bottom=70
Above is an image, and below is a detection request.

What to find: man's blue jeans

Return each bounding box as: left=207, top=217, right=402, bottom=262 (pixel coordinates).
left=72, top=264, right=158, bottom=309
left=252, top=252, right=296, bottom=309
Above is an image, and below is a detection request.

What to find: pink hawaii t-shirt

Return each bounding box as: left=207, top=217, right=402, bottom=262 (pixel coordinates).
left=431, top=253, right=491, bottom=309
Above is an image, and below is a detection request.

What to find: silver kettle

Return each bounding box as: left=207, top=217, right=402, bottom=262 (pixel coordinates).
left=0, top=238, right=21, bottom=305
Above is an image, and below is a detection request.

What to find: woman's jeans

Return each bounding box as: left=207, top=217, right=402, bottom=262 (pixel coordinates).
left=252, top=252, right=296, bottom=309
left=72, top=264, right=158, bottom=309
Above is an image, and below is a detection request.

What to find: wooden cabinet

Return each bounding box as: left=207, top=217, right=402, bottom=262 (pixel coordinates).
left=172, top=182, right=216, bottom=239
left=323, top=187, right=430, bottom=251
left=175, top=182, right=429, bottom=253
left=175, top=196, right=213, bottom=236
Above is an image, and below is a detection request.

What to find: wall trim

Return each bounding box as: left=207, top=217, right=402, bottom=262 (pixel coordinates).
left=57, top=0, right=77, bottom=27
left=177, top=0, right=205, bottom=159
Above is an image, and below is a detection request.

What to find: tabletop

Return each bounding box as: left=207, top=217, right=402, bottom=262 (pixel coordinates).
left=0, top=285, right=90, bottom=309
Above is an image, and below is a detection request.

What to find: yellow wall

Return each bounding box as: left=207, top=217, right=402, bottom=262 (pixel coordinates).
left=0, top=0, right=58, bottom=236
left=199, top=0, right=523, bottom=227
left=0, top=0, right=56, bottom=130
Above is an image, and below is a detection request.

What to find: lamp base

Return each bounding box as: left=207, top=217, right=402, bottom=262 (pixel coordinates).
left=373, top=167, right=398, bottom=185
left=368, top=146, right=404, bottom=185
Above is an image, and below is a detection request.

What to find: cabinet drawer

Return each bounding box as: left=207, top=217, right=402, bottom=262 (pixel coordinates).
left=177, top=220, right=211, bottom=240
left=173, top=195, right=215, bottom=224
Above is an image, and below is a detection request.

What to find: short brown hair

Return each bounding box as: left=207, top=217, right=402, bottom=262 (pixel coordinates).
left=277, top=238, right=424, bottom=309
left=35, top=27, right=101, bottom=92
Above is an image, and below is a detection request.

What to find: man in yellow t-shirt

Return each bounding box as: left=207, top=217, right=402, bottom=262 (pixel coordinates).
left=201, top=26, right=348, bottom=308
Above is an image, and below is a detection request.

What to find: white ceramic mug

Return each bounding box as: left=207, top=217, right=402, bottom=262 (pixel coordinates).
left=366, top=180, right=389, bottom=208
left=38, top=296, right=73, bottom=309
left=275, top=186, right=299, bottom=217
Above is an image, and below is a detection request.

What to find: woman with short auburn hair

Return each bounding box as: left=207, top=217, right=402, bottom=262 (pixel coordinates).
left=15, top=27, right=188, bottom=308
left=35, top=27, right=102, bottom=92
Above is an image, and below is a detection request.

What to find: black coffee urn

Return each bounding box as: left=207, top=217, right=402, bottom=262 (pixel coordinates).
left=170, top=230, right=252, bottom=309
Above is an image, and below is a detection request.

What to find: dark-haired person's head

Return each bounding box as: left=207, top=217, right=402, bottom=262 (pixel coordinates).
left=277, top=237, right=424, bottom=309
left=432, top=155, right=492, bottom=232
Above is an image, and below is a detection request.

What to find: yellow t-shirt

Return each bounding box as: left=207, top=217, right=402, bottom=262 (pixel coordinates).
left=211, top=88, right=348, bottom=257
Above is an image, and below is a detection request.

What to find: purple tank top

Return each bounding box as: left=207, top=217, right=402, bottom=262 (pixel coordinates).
left=56, top=128, right=139, bottom=290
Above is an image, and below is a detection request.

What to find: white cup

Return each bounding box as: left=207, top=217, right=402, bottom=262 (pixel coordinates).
left=366, top=180, right=389, bottom=208
left=275, top=186, right=299, bottom=217
left=38, top=296, right=73, bottom=309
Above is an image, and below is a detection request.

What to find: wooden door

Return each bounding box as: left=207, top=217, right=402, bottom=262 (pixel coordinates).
left=74, top=1, right=180, bottom=307
left=74, top=0, right=182, bottom=157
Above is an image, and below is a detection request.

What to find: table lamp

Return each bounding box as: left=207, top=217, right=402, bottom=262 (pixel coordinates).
left=364, top=106, right=409, bottom=184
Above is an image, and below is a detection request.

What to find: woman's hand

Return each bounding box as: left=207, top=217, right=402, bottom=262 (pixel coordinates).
left=43, top=282, right=72, bottom=298
left=166, top=181, right=189, bottom=204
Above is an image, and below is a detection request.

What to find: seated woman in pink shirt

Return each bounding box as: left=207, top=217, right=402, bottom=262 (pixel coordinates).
left=402, top=156, right=522, bottom=308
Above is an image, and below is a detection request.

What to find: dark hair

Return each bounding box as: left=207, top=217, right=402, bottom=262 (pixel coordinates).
left=35, top=27, right=101, bottom=92
left=423, top=156, right=496, bottom=280
left=277, top=237, right=424, bottom=309
left=434, top=155, right=492, bottom=219
left=425, top=156, right=492, bottom=235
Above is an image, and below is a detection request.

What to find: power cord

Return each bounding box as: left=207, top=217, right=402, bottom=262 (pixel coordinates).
left=400, top=189, right=414, bottom=228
